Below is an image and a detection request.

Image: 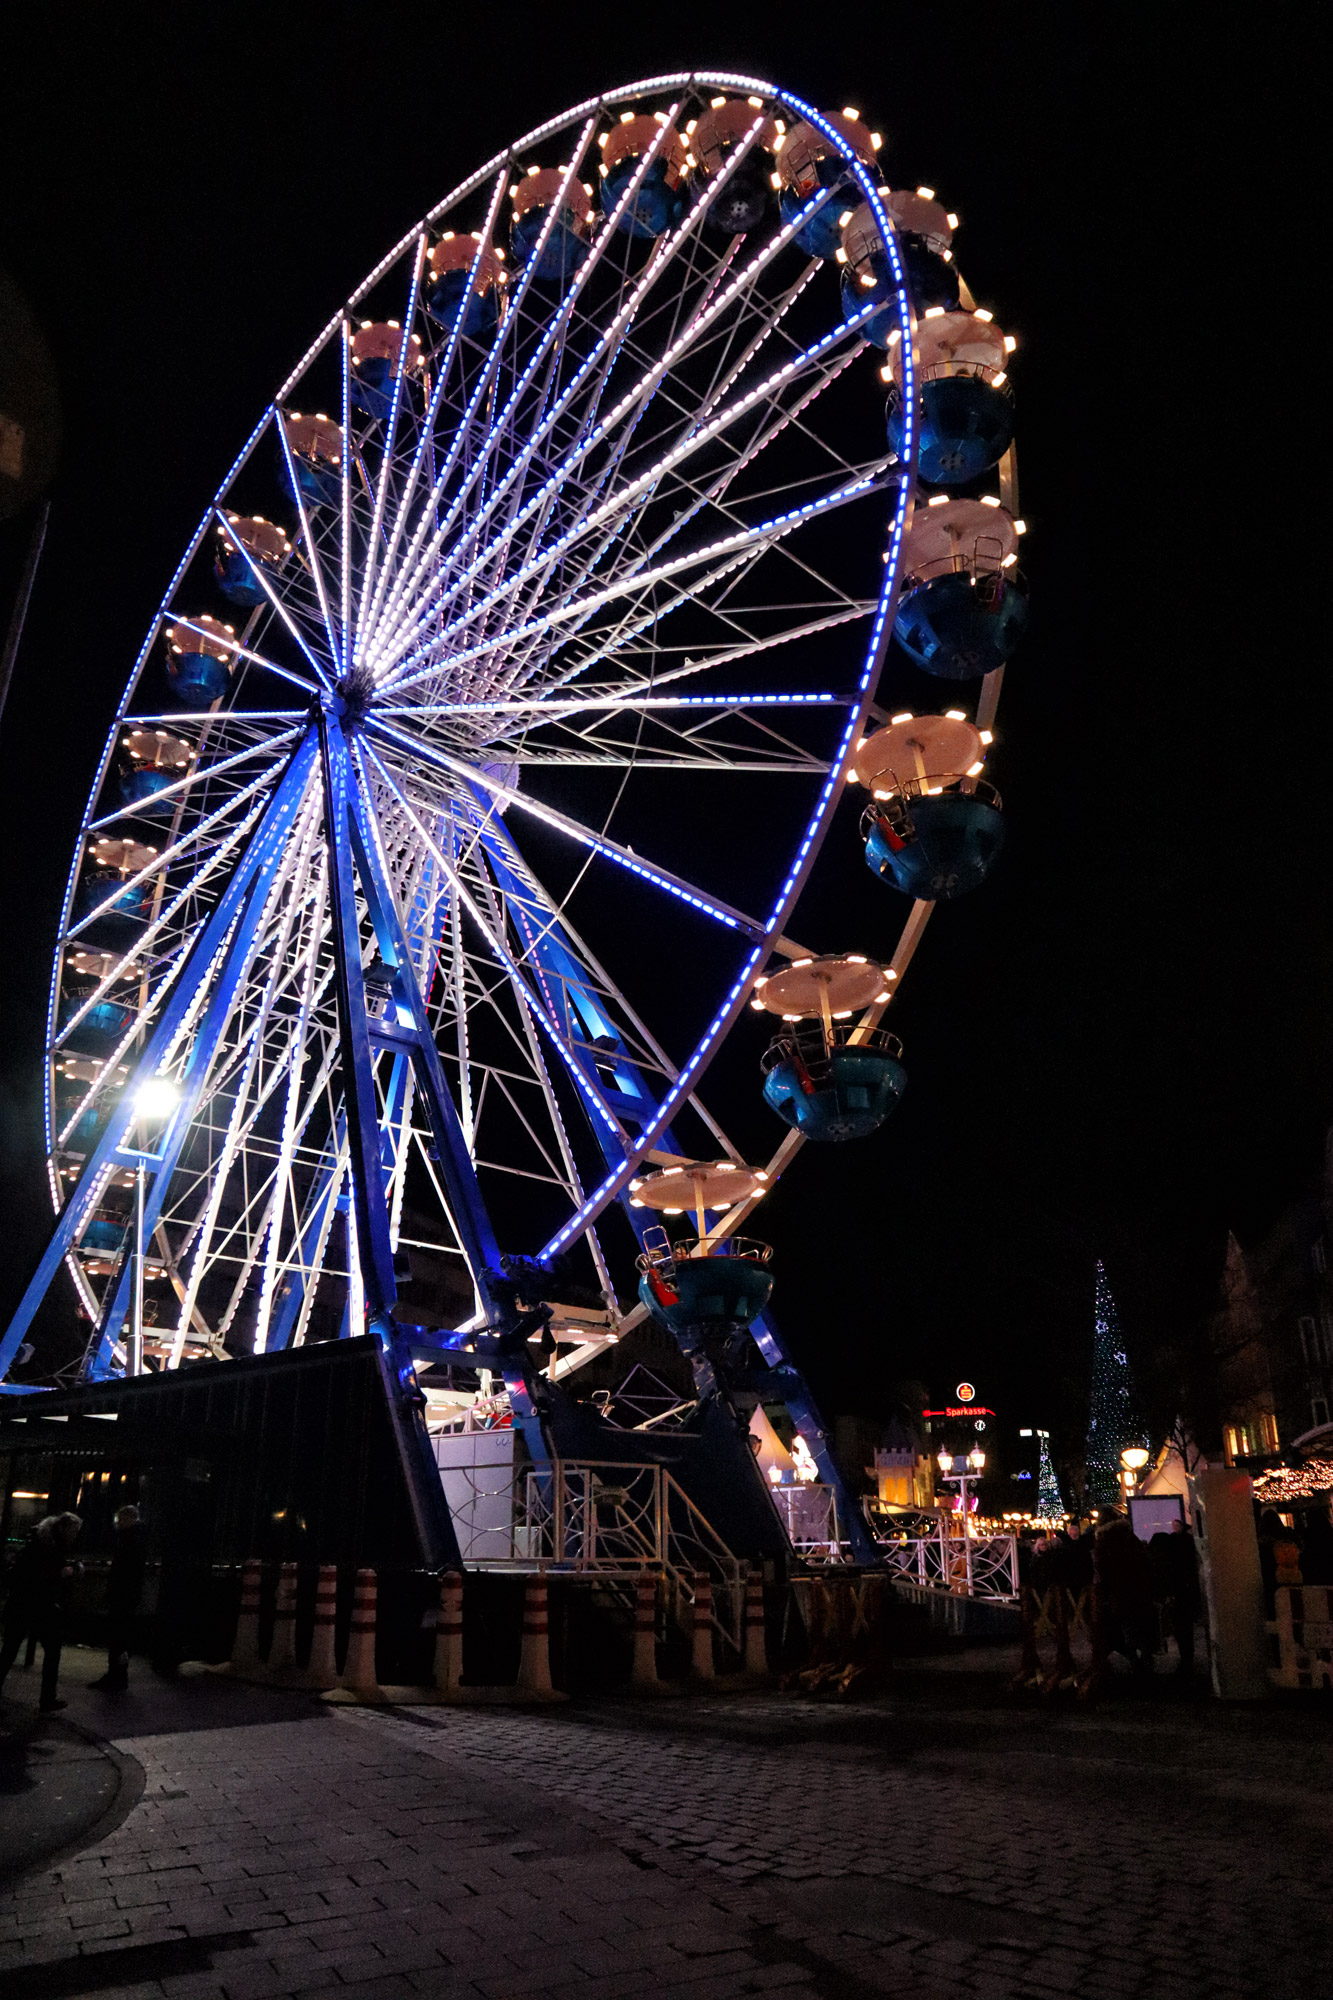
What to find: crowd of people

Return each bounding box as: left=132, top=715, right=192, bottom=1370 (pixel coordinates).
left=1015, top=1507, right=1200, bottom=1687
left=1017, top=1496, right=1333, bottom=1689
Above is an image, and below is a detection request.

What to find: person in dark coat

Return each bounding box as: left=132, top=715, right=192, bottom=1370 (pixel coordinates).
left=0, top=1512, right=83, bottom=1711
left=1149, top=1515, right=1201, bottom=1676
left=1297, top=1504, right=1333, bottom=1587
left=1092, top=1511, right=1156, bottom=1675
left=91, top=1506, right=146, bottom=1693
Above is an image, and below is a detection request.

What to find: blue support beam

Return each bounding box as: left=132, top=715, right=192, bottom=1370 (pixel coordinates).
left=0, top=732, right=318, bottom=1384
left=477, top=809, right=878, bottom=1564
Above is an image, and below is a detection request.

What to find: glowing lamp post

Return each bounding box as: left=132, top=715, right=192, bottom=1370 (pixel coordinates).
left=1120, top=1444, right=1150, bottom=1507
left=937, top=1446, right=987, bottom=1523
left=934, top=1447, right=988, bottom=1594
left=127, top=1077, right=180, bottom=1377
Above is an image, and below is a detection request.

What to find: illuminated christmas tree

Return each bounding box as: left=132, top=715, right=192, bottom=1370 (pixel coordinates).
left=1037, top=1431, right=1064, bottom=1520
left=1084, top=1260, right=1138, bottom=1508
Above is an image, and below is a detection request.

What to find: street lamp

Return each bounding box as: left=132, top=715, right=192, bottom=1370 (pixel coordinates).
left=937, top=1447, right=986, bottom=1523
left=1120, top=1444, right=1150, bottom=1507
left=127, top=1077, right=179, bottom=1378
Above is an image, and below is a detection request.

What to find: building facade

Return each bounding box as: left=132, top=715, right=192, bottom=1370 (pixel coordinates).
left=1210, top=1132, right=1333, bottom=1463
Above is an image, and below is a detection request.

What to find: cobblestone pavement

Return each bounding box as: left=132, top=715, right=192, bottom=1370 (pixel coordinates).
left=1, top=1645, right=1331, bottom=2000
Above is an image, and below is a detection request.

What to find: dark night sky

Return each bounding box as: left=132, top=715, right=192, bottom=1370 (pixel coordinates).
left=0, top=6, right=1327, bottom=1470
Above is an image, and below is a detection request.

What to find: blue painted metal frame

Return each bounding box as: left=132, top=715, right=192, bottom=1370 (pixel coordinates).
left=319, top=707, right=466, bottom=1564
left=475, top=811, right=877, bottom=1563
left=342, top=738, right=558, bottom=1464
left=0, top=732, right=318, bottom=1385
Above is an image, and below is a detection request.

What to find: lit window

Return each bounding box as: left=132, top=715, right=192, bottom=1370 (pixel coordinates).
left=1224, top=1426, right=1238, bottom=1464
left=1261, top=1413, right=1279, bottom=1451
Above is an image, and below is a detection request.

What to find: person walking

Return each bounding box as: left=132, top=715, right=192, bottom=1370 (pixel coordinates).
left=1150, top=1515, right=1201, bottom=1678
left=1092, top=1509, right=1156, bottom=1677
left=0, top=1512, right=83, bottom=1712
left=91, top=1505, right=146, bottom=1693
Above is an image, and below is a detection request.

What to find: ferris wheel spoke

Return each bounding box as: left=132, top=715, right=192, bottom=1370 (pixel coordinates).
left=364, top=171, right=512, bottom=646
left=86, top=727, right=304, bottom=835
left=275, top=418, right=345, bottom=669
left=382, top=125, right=762, bottom=636
left=359, top=747, right=631, bottom=1152
left=373, top=285, right=878, bottom=686
left=369, top=169, right=838, bottom=667
left=370, top=126, right=602, bottom=652
left=364, top=722, right=766, bottom=939
left=355, top=233, right=428, bottom=651
left=380, top=463, right=886, bottom=707
left=63, top=754, right=303, bottom=947
left=121, top=709, right=307, bottom=730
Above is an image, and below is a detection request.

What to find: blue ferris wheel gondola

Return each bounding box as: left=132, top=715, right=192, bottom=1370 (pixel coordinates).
left=425, top=234, right=506, bottom=337
left=689, top=97, right=780, bottom=236
left=75, top=845, right=154, bottom=930
left=281, top=411, right=343, bottom=508
left=837, top=190, right=960, bottom=346
left=213, top=514, right=290, bottom=606
left=863, top=788, right=1006, bottom=901
left=350, top=322, right=423, bottom=420
left=854, top=711, right=1006, bottom=902
left=58, top=987, right=133, bottom=1050
left=761, top=1023, right=907, bottom=1142
left=893, top=494, right=1028, bottom=678
left=163, top=615, right=234, bottom=712
left=895, top=569, right=1028, bottom=679
left=637, top=1233, right=774, bottom=1336
left=884, top=308, right=1015, bottom=485
left=598, top=113, right=690, bottom=238
left=509, top=166, right=592, bottom=282
left=776, top=109, right=881, bottom=260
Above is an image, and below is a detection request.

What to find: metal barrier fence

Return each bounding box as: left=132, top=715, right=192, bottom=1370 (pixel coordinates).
left=879, top=1524, right=1019, bottom=1600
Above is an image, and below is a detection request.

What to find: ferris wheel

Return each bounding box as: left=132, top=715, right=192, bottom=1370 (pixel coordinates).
left=0, top=74, right=1025, bottom=1564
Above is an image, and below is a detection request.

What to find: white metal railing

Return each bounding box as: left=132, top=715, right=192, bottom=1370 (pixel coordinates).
left=434, top=1447, right=743, bottom=1646
left=768, top=1481, right=842, bottom=1555
left=879, top=1522, right=1019, bottom=1600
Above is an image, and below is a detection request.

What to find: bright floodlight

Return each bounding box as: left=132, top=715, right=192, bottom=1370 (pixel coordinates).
left=134, top=1078, right=180, bottom=1120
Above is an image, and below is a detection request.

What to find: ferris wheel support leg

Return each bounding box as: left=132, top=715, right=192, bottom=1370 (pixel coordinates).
left=320, top=711, right=463, bottom=1568
left=750, top=1308, right=878, bottom=1567
left=0, top=733, right=320, bottom=1386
